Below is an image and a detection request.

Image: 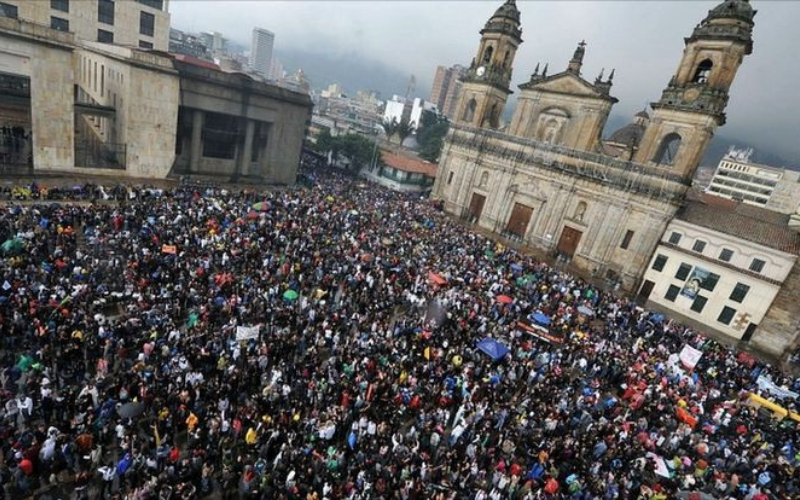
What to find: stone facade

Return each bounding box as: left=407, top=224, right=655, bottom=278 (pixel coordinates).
left=7, top=0, right=170, bottom=51
left=434, top=0, right=756, bottom=291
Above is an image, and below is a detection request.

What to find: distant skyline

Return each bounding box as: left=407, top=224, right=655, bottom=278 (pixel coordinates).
left=171, top=1, right=800, bottom=167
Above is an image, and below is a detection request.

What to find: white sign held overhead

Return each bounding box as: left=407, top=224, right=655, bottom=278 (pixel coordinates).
left=679, top=345, right=703, bottom=370
left=236, top=325, right=260, bottom=341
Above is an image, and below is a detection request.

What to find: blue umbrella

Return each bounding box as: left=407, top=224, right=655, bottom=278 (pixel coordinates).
left=532, top=313, right=551, bottom=326
left=651, top=313, right=666, bottom=324
left=476, top=338, right=510, bottom=361
left=510, top=263, right=523, bottom=274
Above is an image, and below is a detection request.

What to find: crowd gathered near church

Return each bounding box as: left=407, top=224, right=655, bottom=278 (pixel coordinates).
left=0, top=166, right=798, bottom=500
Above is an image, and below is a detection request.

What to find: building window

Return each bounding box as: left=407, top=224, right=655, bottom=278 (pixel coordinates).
left=668, top=232, right=682, bottom=245
left=701, top=272, right=719, bottom=292
left=717, top=306, right=736, bottom=325
left=652, top=254, right=668, bottom=272
left=652, top=132, right=682, bottom=166
left=98, top=29, right=114, bottom=43
left=51, top=0, right=69, bottom=13
left=665, top=285, right=680, bottom=302
left=690, top=295, right=708, bottom=313
left=137, top=0, right=163, bottom=9
left=719, top=248, right=733, bottom=262
left=447, top=171, right=454, bottom=185
left=749, top=258, right=765, bottom=273
left=692, top=59, right=713, bottom=84
left=50, top=16, right=69, bottom=32
left=140, top=11, right=155, bottom=37
left=463, top=98, right=477, bottom=123
left=139, top=40, right=153, bottom=49
left=98, top=0, right=114, bottom=25
left=675, top=263, right=692, bottom=281
left=620, top=230, right=634, bottom=250
left=729, top=283, right=750, bottom=303
left=0, top=2, right=18, bottom=19
left=692, top=240, right=706, bottom=253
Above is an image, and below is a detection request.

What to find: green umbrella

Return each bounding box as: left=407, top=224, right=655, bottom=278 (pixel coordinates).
left=1, top=238, right=23, bottom=253
left=283, top=289, right=299, bottom=301
left=484, top=250, right=495, bottom=258
left=17, top=355, right=33, bottom=372
left=187, top=312, right=199, bottom=328
left=252, top=202, right=269, bottom=211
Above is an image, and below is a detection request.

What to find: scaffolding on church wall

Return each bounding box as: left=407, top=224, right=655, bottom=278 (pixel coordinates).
left=447, top=123, right=689, bottom=203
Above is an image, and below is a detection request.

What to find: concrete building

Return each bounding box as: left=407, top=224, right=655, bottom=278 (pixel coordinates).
left=0, top=14, right=312, bottom=184
left=434, top=0, right=757, bottom=291
left=170, top=59, right=312, bottom=185
left=249, top=28, right=274, bottom=77
left=429, top=64, right=465, bottom=120
left=638, top=194, right=800, bottom=358
left=0, top=0, right=170, bottom=50
left=269, top=57, right=284, bottom=81
left=707, top=147, right=800, bottom=213
left=383, top=96, right=438, bottom=131
left=199, top=31, right=226, bottom=57
left=362, top=151, right=437, bottom=193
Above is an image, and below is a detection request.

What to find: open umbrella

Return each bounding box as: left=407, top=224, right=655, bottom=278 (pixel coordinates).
left=283, top=289, right=299, bottom=301
left=252, top=202, right=269, bottom=211
left=428, top=272, right=447, bottom=286
left=477, top=338, right=510, bottom=361
left=532, top=313, right=551, bottom=326
left=246, top=211, right=260, bottom=220
left=1, top=238, right=23, bottom=253
left=510, top=263, right=523, bottom=273
left=577, top=305, right=594, bottom=316
left=496, top=294, right=513, bottom=305
left=118, top=402, right=145, bottom=420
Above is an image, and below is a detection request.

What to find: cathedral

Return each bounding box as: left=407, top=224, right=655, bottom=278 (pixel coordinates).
left=432, top=0, right=757, bottom=290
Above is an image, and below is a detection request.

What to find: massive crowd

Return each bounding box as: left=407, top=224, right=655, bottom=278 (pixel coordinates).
left=0, top=170, right=799, bottom=500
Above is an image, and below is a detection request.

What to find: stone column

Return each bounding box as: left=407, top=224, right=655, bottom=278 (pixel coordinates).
left=258, top=122, right=274, bottom=181
left=239, top=119, right=256, bottom=178
left=189, top=109, right=203, bottom=173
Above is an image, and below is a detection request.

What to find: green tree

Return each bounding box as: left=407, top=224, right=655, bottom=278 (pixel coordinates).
left=338, top=133, right=375, bottom=171
left=395, top=117, right=415, bottom=146
left=416, top=112, right=449, bottom=162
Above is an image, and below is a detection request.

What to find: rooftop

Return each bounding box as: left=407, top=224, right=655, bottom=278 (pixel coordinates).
left=381, top=152, right=437, bottom=178
left=678, top=193, right=800, bottom=254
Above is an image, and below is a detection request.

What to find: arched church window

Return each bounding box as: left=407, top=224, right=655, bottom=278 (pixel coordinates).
left=479, top=171, right=489, bottom=187
left=483, top=103, right=499, bottom=129
left=692, top=59, right=713, bottom=84
left=573, top=201, right=587, bottom=222
left=653, top=133, right=682, bottom=165
left=503, top=50, right=510, bottom=68
left=482, top=46, right=494, bottom=65
left=463, top=98, right=477, bottom=123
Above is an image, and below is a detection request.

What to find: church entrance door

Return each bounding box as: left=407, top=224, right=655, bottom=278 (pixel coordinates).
left=467, top=193, right=486, bottom=223
left=505, top=203, right=533, bottom=239
left=556, top=226, right=582, bottom=257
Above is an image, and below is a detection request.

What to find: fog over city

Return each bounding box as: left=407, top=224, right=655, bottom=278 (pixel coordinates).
left=171, top=0, right=800, bottom=167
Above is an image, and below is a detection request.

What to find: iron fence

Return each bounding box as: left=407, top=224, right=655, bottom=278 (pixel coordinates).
left=75, top=139, right=126, bottom=170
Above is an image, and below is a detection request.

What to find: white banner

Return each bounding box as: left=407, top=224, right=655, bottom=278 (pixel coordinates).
left=756, top=375, right=799, bottom=400
left=646, top=452, right=672, bottom=478
left=679, top=345, right=703, bottom=370
left=236, top=325, right=260, bottom=341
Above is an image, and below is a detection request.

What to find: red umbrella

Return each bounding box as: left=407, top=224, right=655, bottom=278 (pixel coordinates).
left=19, top=458, right=33, bottom=475
left=361, top=253, right=374, bottom=263
left=246, top=211, right=259, bottom=220
left=496, top=294, right=513, bottom=305
left=429, top=273, right=447, bottom=286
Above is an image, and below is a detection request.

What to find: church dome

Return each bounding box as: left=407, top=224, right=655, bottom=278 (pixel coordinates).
left=490, top=0, right=521, bottom=23
left=634, top=110, right=649, bottom=120
left=607, top=122, right=645, bottom=149
left=707, top=0, right=756, bottom=23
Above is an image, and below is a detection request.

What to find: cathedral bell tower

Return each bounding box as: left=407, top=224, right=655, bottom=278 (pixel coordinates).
left=635, top=0, right=756, bottom=180
left=454, top=0, right=522, bottom=130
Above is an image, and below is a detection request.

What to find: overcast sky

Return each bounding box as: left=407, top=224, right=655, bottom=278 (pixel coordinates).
left=170, top=1, right=800, bottom=165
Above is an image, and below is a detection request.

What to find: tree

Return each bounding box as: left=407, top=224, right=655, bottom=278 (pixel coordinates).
left=315, top=130, right=339, bottom=161
left=416, top=112, right=449, bottom=162
left=382, top=116, right=415, bottom=145
left=338, top=133, right=375, bottom=171
left=381, top=118, right=398, bottom=142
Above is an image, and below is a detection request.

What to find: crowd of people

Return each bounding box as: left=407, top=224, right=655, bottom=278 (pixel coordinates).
left=0, top=169, right=799, bottom=499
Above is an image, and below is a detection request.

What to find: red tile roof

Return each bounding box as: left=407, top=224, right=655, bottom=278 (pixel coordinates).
left=380, top=152, right=437, bottom=178
left=678, top=194, right=800, bottom=254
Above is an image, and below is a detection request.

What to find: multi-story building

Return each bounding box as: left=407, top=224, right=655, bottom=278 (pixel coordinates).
left=168, top=28, right=208, bottom=60
left=0, top=0, right=170, bottom=50
left=0, top=13, right=312, bottom=184
left=707, top=147, right=800, bottom=213
left=249, top=28, right=274, bottom=77
left=429, top=64, right=465, bottom=120
left=638, top=193, right=800, bottom=357
left=383, top=96, right=438, bottom=131
left=199, top=31, right=226, bottom=57
left=269, top=58, right=284, bottom=81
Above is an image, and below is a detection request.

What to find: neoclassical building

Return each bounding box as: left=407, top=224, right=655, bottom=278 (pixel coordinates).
left=433, top=0, right=757, bottom=290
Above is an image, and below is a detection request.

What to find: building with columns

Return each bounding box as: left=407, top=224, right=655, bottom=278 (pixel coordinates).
left=0, top=14, right=311, bottom=183
left=434, top=0, right=757, bottom=291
